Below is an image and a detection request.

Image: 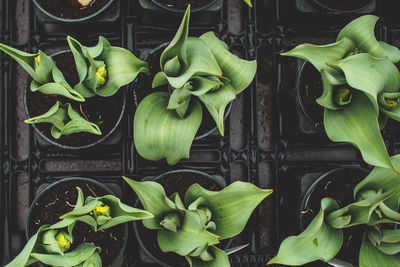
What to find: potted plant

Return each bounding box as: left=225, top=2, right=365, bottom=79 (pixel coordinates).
left=123, top=169, right=273, bottom=267
left=133, top=5, right=257, bottom=165
left=269, top=156, right=400, bottom=267
left=282, top=15, right=400, bottom=173
left=0, top=36, right=148, bottom=149
left=5, top=177, right=153, bottom=267
left=32, top=0, right=116, bottom=23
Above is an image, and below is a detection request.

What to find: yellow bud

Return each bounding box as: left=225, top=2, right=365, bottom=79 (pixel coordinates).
left=34, top=55, right=40, bottom=70
left=56, top=232, right=72, bottom=250
left=96, top=66, right=107, bottom=86
left=94, top=204, right=110, bottom=216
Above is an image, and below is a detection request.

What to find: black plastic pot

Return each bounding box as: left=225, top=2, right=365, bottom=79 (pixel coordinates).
left=32, top=0, right=115, bottom=23
left=311, top=0, right=376, bottom=13
left=299, top=167, right=370, bottom=267
left=133, top=169, right=232, bottom=267
left=134, top=42, right=232, bottom=141
left=296, top=61, right=325, bottom=134
left=147, top=0, right=218, bottom=13
left=23, top=50, right=127, bottom=150
left=26, top=177, right=128, bottom=267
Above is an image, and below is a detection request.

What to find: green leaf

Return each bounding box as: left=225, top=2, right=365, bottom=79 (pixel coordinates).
left=316, top=70, right=344, bottom=110
left=242, top=0, right=253, bottom=7
left=359, top=232, right=400, bottom=267
left=186, top=246, right=230, bottom=267
left=337, top=15, right=400, bottom=63
left=82, top=251, right=102, bottom=267
left=199, top=32, right=257, bottom=94
left=268, top=198, right=343, bottom=266
left=31, top=243, right=100, bottom=266
left=184, top=181, right=273, bottom=239
left=157, top=210, right=220, bottom=256
left=281, top=38, right=355, bottom=85
left=198, top=83, right=236, bottom=136
left=134, top=92, right=202, bottom=165
left=123, top=177, right=177, bottom=229
left=25, top=101, right=66, bottom=130
left=324, top=91, right=397, bottom=172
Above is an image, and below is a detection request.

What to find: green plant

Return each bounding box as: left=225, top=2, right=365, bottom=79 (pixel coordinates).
left=0, top=44, right=85, bottom=102
left=67, top=36, right=149, bottom=97
left=269, top=155, right=400, bottom=267
left=5, top=187, right=153, bottom=267
left=282, top=15, right=400, bottom=173
left=123, top=176, right=272, bottom=267
left=134, top=5, right=257, bottom=165
left=25, top=101, right=102, bottom=139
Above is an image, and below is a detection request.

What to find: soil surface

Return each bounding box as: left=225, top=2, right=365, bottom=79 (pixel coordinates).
left=26, top=52, right=123, bottom=147
left=301, top=169, right=367, bottom=265
left=134, top=46, right=221, bottom=137
left=314, top=0, right=374, bottom=11
left=154, top=0, right=214, bottom=10
left=299, top=63, right=324, bottom=129
left=137, top=172, right=222, bottom=266
left=36, top=0, right=110, bottom=19
left=29, top=181, right=125, bottom=267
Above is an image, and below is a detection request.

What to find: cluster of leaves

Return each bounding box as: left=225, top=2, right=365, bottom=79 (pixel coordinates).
left=5, top=187, right=153, bottom=267
left=282, top=15, right=400, bottom=173
left=0, top=37, right=148, bottom=139
left=269, top=155, right=400, bottom=267
left=124, top=176, right=272, bottom=267
left=134, top=5, right=257, bottom=165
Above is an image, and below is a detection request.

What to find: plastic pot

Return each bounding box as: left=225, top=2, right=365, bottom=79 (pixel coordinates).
left=299, top=167, right=370, bottom=267
left=142, top=0, right=219, bottom=13
left=26, top=177, right=128, bottom=267
left=23, top=50, right=126, bottom=150
left=134, top=42, right=232, bottom=141
left=32, top=0, right=115, bottom=23
left=133, top=169, right=232, bottom=267
left=311, top=0, right=376, bottom=13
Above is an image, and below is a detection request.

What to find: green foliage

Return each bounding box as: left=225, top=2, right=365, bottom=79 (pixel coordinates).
left=282, top=15, right=400, bottom=173
left=134, top=5, right=257, bottom=165
left=124, top=176, right=272, bottom=267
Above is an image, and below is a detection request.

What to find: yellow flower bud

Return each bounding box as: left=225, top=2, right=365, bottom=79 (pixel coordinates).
left=34, top=55, right=40, bottom=70
left=56, top=232, right=72, bottom=250
left=96, top=66, right=108, bottom=86
left=93, top=204, right=110, bottom=216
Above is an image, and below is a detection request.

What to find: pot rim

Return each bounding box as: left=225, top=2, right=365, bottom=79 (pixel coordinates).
left=299, top=166, right=370, bottom=266
left=132, top=168, right=232, bottom=267
left=25, top=177, right=128, bottom=267
left=150, top=0, right=218, bottom=13
left=311, top=0, right=376, bottom=13
left=24, top=50, right=127, bottom=150
left=32, top=0, right=115, bottom=23
left=134, top=42, right=232, bottom=141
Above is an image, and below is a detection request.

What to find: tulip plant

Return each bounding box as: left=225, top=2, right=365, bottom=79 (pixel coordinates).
left=282, top=15, right=400, bottom=173
left=134, top=5, right=257, bottom=165
left=5, top=187, right=153, bottom=267
left=124, top=177, right=272, bottom=267
left=0, top=36, right=148, bottom=139
left=269, top=155, right=400, bottom=267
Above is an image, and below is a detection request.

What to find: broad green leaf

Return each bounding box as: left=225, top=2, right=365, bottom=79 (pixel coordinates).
left=123, top=177, right=177, bottom=229
left=324, top=91, right=397, bottom=172
left=184, top=181, right=272, bottom=239
left=355, top=154, right=400, bottom=210
left=25, top=101, right=66, bottom=130
left=189, top=76, right=224, bottom=96
left=337, top=15, right=400, bottom=63
left=186, top=246, right=230, bottom=267
left=157, top=210, right=220, bottom=256
left=134, top=92, right=202, bottom=165
left=281, top=38, right=355, bottom=85
left=31, top=243, right=100, bottom=266
left=32, top=82, right=85, bottom=102
left=82, top=251, right=102, bottom=267
left=316, top=70, right=344, bottom=110
left=198, top=83, right=236, bottom=136
left=327, top=53, right=400, bottom=112
left=268, top=198, right=342, bottom=265
left=4, top=225, right=49, bottom=267
left=60, top=119, right=101, bottom=138
left=359, top=233, right=400, bottom=267
left=200, top=32, right=257, bottom=94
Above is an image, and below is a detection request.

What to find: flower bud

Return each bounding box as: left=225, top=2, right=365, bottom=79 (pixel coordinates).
left=93, top=204, right=111, bottom=217
left=96, top=66, right=108, bottom=86
left=34, top=55, right=40, bottom=70
left=56, top=231, right=72, bottom=250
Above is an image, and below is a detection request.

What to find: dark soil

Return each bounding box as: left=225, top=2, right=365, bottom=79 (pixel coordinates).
left=36, top=0, right=110, bottom=19
left=154, top=0, right=214, bottom=10
left=137, top=172, right=223, bottom=266
left=314, top=0, right=374, bottom=11
left=299, top=63, right=324, bottom=129
left=134, top=46, right=221, bottom=137
left=29, top=181, right=125, bottom=267
left=301, top=169, right=367, bottom=265
left=26, top=52, right=123, bottom=147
